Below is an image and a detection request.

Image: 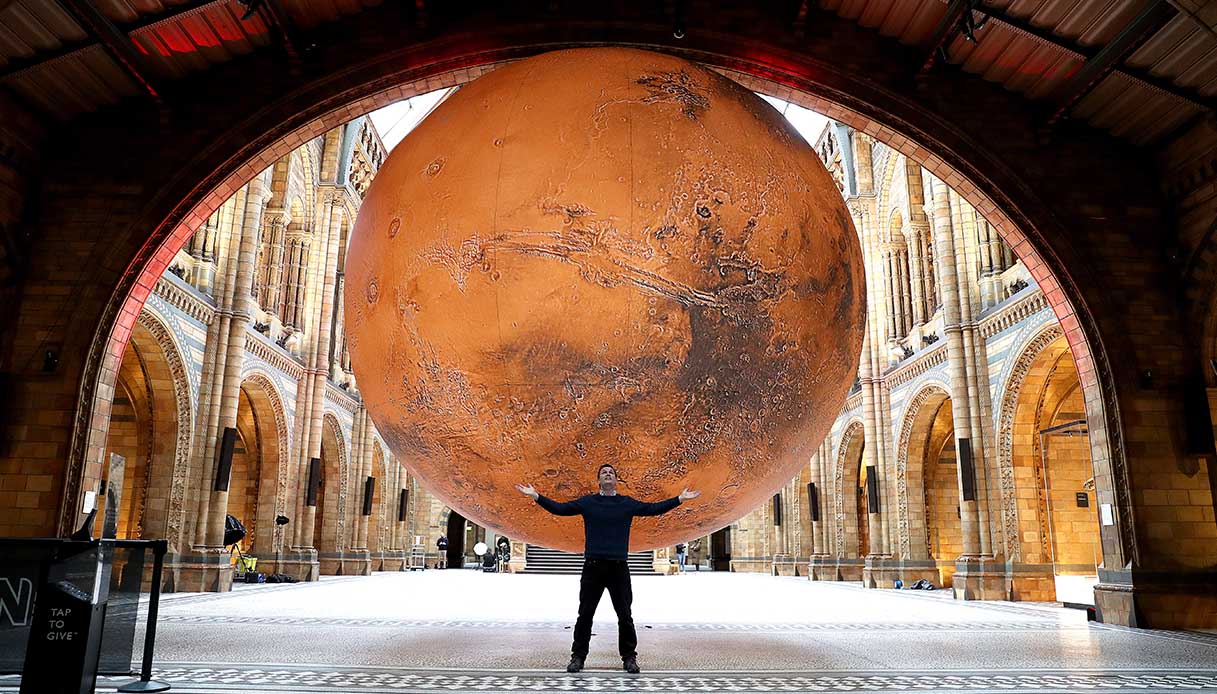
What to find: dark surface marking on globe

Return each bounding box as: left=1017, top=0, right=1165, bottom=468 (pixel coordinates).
left=650, top=264, right=806, bottom=483
left=637, top=71, right=710, bottom=119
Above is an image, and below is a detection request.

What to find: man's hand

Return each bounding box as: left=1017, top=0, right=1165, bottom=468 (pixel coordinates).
left=678, top=487, right=701, bottom=502
left=515, top=483, right=539, bottom=500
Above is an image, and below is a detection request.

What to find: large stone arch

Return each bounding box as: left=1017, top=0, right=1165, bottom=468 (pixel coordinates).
left=21, top=14, right=1186, bottom=599
left=370, top=439, right=387, bottom=555
left=997, top=325, right=1067, bottom=562
left=895, top=380, right=951, bottom=560
left=999, top=324, right=1100, bottom=584
left=237, top=371, right=292, bottom=555
left=316, top=411, right=349, bottom=563
left=132, top=309, right=194, bottom=554
left=833, top=419, right=866, bottom=559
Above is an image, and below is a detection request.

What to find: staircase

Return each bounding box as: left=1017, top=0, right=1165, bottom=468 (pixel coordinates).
left=522, top=545, right=658, bottom=575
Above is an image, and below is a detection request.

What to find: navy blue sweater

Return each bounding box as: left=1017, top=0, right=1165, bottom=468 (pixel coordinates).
left=536, top=493, right=681, bottom=560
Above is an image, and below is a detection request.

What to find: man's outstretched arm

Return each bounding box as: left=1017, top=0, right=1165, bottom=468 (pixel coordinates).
left=516, top=483, right=582, bottom=516
left=633, top=488, right=701, bottom=517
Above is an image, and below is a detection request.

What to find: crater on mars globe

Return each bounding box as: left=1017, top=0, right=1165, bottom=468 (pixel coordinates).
left=344, top=47, right=865, bottom=553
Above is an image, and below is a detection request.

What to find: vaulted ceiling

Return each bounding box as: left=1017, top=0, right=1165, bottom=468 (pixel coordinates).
left=0, top=0, right=1214, bottom=145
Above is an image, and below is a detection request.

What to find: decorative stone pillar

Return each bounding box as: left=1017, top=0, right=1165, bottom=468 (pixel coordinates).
left=858, top=225, right=887, bottom=569
left=204, top=172, right=269, bottom=547
left=897, top=247, right=913, bottom=335
left=929, top=176, right=1006, bottom=600
left=301, top=192, right=345, bottom=553
left=808, top=438, right=836, bottom=580
left=258, top=211, right=286, bottom=317
left=848, top=133, right=895, bottom=587
left=331, top=271, right=346, bottom=379
left=188, top=210, right=221, bottom=295
left=281, top=238, right=303, bottom=329
left=906, top=228, right=926, bottom=328
left=182, top=186, right=246, bottom=575
left=347, top=405, right=374, bottom=575
left=174, top=172, right=269, bottom=591
left=884, top=249, right=899, bottom=341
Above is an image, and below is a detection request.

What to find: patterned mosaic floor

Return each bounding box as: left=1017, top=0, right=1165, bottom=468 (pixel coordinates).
left=5, top=572, right=1217, bottom=692
left=25, top=666, right=1217, bottom=693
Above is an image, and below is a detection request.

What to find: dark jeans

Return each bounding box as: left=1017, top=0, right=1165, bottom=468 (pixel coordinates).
left=572, top=558, right=636, bottom=659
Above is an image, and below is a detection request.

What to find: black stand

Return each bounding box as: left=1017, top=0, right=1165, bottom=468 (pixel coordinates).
left=20, top=540, right=109, bottom=694
left=117, top=540, right=169, bottom=693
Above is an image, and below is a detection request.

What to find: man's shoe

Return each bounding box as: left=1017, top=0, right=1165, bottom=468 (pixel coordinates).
left=623, top=656, right=641, bottom=674
left=566, top=655, right=584, bottom=673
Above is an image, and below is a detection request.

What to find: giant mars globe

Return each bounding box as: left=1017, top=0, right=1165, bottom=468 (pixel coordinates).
left=344, top=48, right=865, bottom=552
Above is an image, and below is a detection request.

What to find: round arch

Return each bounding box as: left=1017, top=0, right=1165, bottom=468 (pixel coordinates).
left=53, top=25, right=1137, bottom=574
left=316, top=412, right=349, bottom=561
left=130, top=310, right=194, bottom=553
left=996, top=325, right=1067, bottom=562
left=236, top=372, right=292, bottom=555
left=894, top=380, right=951, bottom=560
left=833, top=419, right=866, bottom=559
left=998, top=325, right=1101, bottom=586
left=369, top=440, right=387, bottom=556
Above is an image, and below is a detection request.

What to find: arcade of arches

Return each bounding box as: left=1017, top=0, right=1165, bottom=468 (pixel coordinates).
left=1, top=2, right=1216, bottom=633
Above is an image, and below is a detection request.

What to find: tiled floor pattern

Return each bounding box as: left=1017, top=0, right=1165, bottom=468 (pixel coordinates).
left=155, top=613, right=1090, bottom=631
left=5, top=571, right=1217, bottom=692
left=30, top=666, right=1217, bottom=693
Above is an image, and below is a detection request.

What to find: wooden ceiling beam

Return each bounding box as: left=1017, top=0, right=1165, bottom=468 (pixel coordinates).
left=967, top=2, right=1215, bottom=115
left=919, top=0, right=970, bottom=75
left=1046, top=0, right=1178, bottom=125
left=1, top=0, right=226, bottom=81
left=56, top=0, right=161, bottom=100
left=258, top=0, right=303, bottom=67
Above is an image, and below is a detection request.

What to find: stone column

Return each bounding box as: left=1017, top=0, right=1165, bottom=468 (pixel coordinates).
left=190, top=209, right=223, bottom=295
left=849, top=133, right=896, bottom=587
left=188, top=215, right=208, bottom=292
left=821, top=438, right=833, bottom=556
left=808, top=438, right=833, bottom=580
left=884, top=250, right=899, bottom=341
left=190, top=187, right=246, bottom=550
left=175, top=174, right=268, bottom=591
left=359, top=406, right=378, bottom=574
left=930, top=176, right=981, bottom=557
left=204, top=172, right=269, bottom=548
left=954, top=200, right=1002, bottom=562
left=907, top=228, right=926, bottom=327
left=930, top=177, right=1006, bottom=600
left=331, top=272, right=346, bottom=379
left=300, top=193, right=345, bottom=552
left=351, top=407, right=367, bottom=551
left=350, top=405, right=375, bottom=575
left=948, top=194, right=998, bottom=558
left=260, top=212, right=286, bottom=317
left=897, top=248, right=913, bottom=335
left=282, top=240, right=300, bottom=328
left=923, top=231, right=939, bottom=313
left=859, top=271, right=887, bottom=565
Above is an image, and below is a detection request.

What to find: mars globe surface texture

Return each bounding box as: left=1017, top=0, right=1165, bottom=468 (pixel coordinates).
left=345, top=48, right=865, bottom=552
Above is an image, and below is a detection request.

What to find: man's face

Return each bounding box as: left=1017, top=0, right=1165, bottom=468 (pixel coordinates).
left=598, top=466, right=617, bottom=488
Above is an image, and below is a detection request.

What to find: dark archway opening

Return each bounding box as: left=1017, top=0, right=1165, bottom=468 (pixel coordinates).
left=446, top=511, right=466, bottom=569
left=711, top=527, right=731, bottom=571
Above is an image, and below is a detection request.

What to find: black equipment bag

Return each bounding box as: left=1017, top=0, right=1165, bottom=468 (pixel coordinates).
left=224, top=514, right=247, bottom=547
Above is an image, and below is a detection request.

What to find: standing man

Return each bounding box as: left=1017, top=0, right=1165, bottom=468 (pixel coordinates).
left=436, top=534, right=448, bottom=569
left=516, top=464, right=700, bottom=674
left=496, top=535, right=512, bottom=573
